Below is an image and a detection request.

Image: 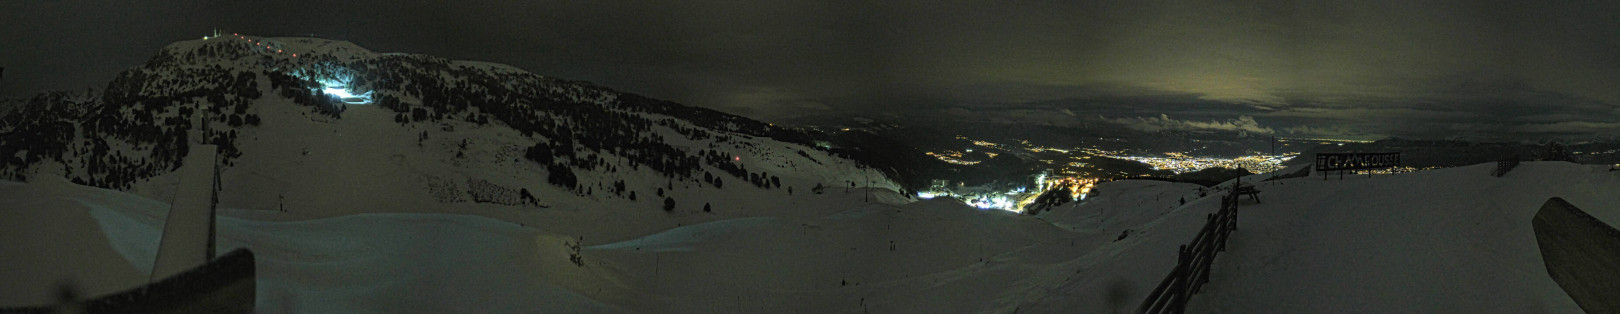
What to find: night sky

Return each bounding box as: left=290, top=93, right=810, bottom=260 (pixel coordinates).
left=4, top=1, right=1617, bottom=140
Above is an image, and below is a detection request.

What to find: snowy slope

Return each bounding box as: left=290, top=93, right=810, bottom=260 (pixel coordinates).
left=1183, top=162, right=1610, bottom=313
left=0, top=173, right=1191, bottom=312
left=1, top=34, right=919, bottom=312
left=0, top=179, right=147, bottom=306
left=5, top=161, right=1613, bottom=312
left=1037, top=180, right=1209, bottom=233
left=1021, top=162, right=1615, bottom=313
left=9, top=180, right=617, bottom=312
left=6, top=35, right=1617, bottom=313
left=0, top=179, right=1070, bottom=312
left=2, top=35, right=902, bottom=239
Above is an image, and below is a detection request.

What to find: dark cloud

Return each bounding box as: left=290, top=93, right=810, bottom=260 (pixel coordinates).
left=1099, top=114, right=1275, bottom=135
left=3, top=0, right=1617, bottom=139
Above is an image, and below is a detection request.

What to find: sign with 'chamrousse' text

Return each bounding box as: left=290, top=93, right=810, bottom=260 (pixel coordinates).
left=1315, top=152, right=1400, bottom=171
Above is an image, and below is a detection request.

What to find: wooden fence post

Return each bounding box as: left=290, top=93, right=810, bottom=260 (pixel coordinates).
left=1174, top=245, right=1190, bottom=313
left=1193, top=241, right=1206, bottom=302
left=1137, top=183, right=1245, bottom=314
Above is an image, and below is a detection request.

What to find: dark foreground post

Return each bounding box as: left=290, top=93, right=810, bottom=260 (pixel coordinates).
left=1532, top=197, right=1620, bottom=313
left=0, top=249, right=256, bottom=313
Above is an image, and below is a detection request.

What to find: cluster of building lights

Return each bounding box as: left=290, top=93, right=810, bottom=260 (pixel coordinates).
left=916, top=189, right=1021, bottom=211
left=1115, top=154, right=1295, bottom=174
left=916, top=172, right=1101, bottom=213
left=914, top=135, right=1325, bottom=213
left=1039, top=176, right=1096, bottom=201
left=925, top=151, right=981, bottom=165
left=1027, top=147, right=1071, bottom=154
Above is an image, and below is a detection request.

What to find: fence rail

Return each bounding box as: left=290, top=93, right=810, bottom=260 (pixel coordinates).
left=1137, top=179, right=1243, bottom=314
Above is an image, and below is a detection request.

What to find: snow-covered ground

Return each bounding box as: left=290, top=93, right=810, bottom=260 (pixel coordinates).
left=5, top=161, right=1611, bottom=312
left=1184, top=162, right=1614, bottom=313
left=1021, top=162, right=1616, bottom=313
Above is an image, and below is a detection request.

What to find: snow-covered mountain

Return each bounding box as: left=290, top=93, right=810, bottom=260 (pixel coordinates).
left=0, top=35, right=899, bottom=221
left=5, top=35, right=1613, bottom=313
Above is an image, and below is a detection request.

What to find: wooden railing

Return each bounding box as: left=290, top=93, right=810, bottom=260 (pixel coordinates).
left=1137, top=180, right=1242, bottom=314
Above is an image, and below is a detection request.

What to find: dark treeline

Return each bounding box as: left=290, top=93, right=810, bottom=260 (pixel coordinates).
left=316, top=53, right=811, bottom=193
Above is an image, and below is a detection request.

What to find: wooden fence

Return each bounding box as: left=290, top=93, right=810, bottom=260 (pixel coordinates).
left=1137, top=180, right=1243, bottom=314
left=1492, top=158, right=1520, bottom=177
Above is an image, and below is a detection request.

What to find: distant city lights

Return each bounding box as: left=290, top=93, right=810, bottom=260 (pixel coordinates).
left=1115, top=154, right=1294, bottom=174
left=913, top=134, right=1312, bottom=213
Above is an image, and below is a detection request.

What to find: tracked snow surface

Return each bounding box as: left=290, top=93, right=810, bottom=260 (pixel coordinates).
left=5, top=162, right=1616, bottom=312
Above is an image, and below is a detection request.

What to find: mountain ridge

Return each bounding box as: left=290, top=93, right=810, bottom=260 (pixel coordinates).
left=0, top=35, right=902, bottom=217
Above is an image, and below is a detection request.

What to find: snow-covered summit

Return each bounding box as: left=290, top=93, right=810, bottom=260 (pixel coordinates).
left=0, top=34, right=901, bottom=221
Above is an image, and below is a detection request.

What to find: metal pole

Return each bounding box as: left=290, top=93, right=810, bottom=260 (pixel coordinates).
left=864, top=168, right=870, bottom=203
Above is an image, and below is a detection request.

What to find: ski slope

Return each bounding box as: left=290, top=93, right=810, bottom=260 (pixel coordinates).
left=2, top=161, right=1615, bottom=312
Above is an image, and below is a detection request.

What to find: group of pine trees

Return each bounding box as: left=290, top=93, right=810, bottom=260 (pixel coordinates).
left=251, top=49, right=881, bottom=203
left=78, top=63, right=265, bottom=188
left=0, top=51, right=274, bottom=189
left=2, top=38, right=899, bottom=205
left=0, top=93, right=80, bottom=180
